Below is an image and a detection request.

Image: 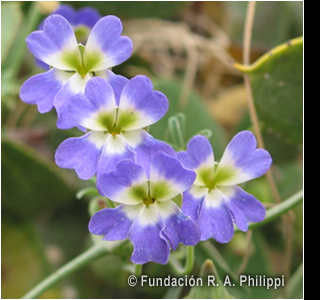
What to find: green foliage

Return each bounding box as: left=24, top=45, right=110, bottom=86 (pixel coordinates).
left=1, top=138, right=75, bottom=218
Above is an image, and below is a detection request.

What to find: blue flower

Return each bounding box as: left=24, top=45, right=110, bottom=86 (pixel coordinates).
left=55, top=75, right=175, bottom=180
left=177, top=131, right=272, bottom=243
left=20, top=13, right=132, bottom=129
left=89, top=152, right=200, bottom=265
left=36, top=4, right=102, bottom=69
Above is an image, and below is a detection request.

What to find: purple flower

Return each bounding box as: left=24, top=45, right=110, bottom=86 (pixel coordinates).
left=36, top=5, right=102, bottom=69
left=20, top=13, right=133, bottom=129
left=89, top=152, right=200, bottom=265
left=55, top=75, right=175, bottom=180
left=177, top=131, right=272, bottom=243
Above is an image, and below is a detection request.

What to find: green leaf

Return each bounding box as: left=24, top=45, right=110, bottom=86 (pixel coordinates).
left=1, top=215, right=59, bottom=299
left=1, top=2, right=23, bottom=63
left=1, top=138, right=75, bottom=218
left=150, top=79, right=227, bottom=158
left=235, top=37, right=303, bottom=147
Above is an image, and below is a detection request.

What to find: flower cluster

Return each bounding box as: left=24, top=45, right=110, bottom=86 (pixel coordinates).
left=20, top=5, right=272, bottom=265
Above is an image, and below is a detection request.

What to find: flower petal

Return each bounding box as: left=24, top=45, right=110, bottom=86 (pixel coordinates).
left=160, top=201, right=200, bottom=250
left=178, top=135, right=215, bottom=186
left=117, top=75, right=169, bottom=130
left=150, top=152, right=196, bottom=201
left=27, top=14, right=81, bottom=70
left=84, top=15, right=133, bottom=71
left=55, top=131, right=103, bottom=180
left=54, top=73, right=90, bottom=130
left=88, top=204, right=141, bottom=241
left=74, top=7, right=101, bottom=28
left=181, top=186, right=207, bottom=222
left=198, top=189, right=234, bottom=243
left=97, top=159, right=148, bottom=205
left=217, top=131, right=272, bottom=185
left=20, top=69, right=70, bottom=113
left=220, top=186, right=266, bottom=232
left=68, top=77, right=116, bottom=131
left=129, top=209, right=170, bottom=264
left=133, top=130, right=176, bottom=178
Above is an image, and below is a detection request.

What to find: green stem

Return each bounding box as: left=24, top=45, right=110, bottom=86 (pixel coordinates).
left=134, top=264, right=142, bottom=277
left=236, top=189, right=303, bottom=233
left=169, top=246, right=194, bottom=276
left=21, top=244, right=109, bottom=299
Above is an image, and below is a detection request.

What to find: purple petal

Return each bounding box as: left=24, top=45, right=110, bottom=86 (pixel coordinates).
left=198, top=189, right=234, bottom=243
left=181, top=188, right=207, bottom=222
left=54, top=73, right=89, bottom=130
left=221, top=186, right=266, bottom=232
left=117, top=75, right=169, bottom=130
left=218, top=131, right=272, bottom=185
left=51, top=5, right=77, bottom=25
left=161, top=203, right=200, bottom=250
left=20, top=69, right=69, bottom=113
left=74, top=7, right=101, bottom=28
left=129, top=218, right=170, bottom=264
left=68, top=77, right=116, bottom=131
left=26, top=14, right=80, bottom=70
left=84, top=15, right=133, bottom=71
left=89, top=205, right=134, bottom=241
left=178, top=135, right=215, bottom=171
left=150, top=152, right=196, bottom=201
left=55, top=132, right=102, bottom=180
left=133, top=131, right=176, bottom=178
left=96, top=134, right=136, bottom=177
left=97, top=159, right=147, bottom=205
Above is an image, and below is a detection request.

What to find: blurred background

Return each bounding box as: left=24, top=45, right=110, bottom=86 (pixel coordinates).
left=1, top=1, right=303, bottom=299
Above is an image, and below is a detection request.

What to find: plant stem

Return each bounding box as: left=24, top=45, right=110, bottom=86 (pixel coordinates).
left=169, top=246, right=195, bottom=276
left=21, top=244, right=109, bottom=299
left=242, top=1, right=282, bottom=204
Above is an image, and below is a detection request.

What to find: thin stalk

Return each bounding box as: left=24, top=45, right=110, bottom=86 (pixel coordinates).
left=169, top=246, right=195, bottom=276
left=21, top=244, right=109, bottom=299
left=242, top=1, right=282, bottom=204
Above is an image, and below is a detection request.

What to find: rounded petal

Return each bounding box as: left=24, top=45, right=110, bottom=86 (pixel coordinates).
left=68, top=77, right=116, bottom=131
left=26, top=14, right=81, bottom=70
left=84, top=15, right=133, bottom=71
left=89, top=205, right=138, bottom=241
left=217, top=131, right=272, bottom=185
left=54, top=73, right=90, bottom=130
left=150, top=152, right=196, bottom=201
left=97, top=159, right=148, bottom=205
left=117, top=75, right=169, bottom=130
left=220, top=186, right=266, bottom=232
left=181, top=186, right=207, bottom=222
left=55, top=132, right=103, bottom=180
left=20, top=69, right=70, bottom=113
left=198, top=189, right=234, bottom=243
left=133, top=131, right=176, bottom=178
left=74, top=7, right=101, bottom=28
left=129, top=214, right=170, bottom=265
left=160, top=201, right=200, bottom=250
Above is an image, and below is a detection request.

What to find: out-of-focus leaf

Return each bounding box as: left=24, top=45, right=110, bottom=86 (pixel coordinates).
left=1, top=2, right=23, bottom=63
left=150, top=79, right=227, bottom=158
left=67, top=1, right=189, bottom=19
left=1, top=215, right=59, bottom=299
left=1, top=138, right=75, bottom=218
left=235, top=37, right=303, bottom=147
left=287, top=263, right=304, bottom=299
